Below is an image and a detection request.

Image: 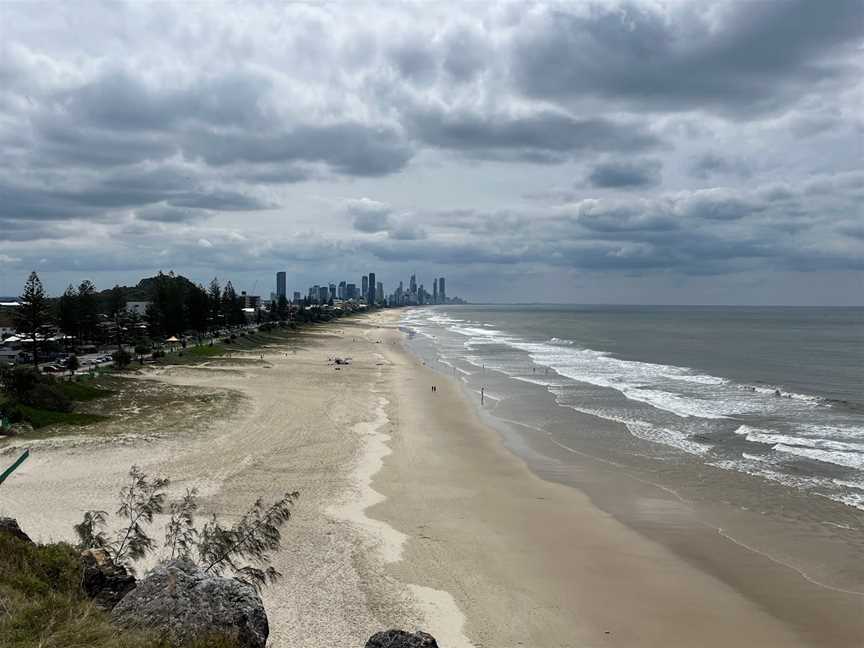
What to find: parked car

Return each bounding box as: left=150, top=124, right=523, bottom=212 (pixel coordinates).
left=42, top=364, right=63, bottom=373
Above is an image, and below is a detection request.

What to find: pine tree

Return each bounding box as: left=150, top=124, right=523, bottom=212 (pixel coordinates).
left=208, top=278, right=222, bottom=330
left=107, top=285, right=127, bottom=318
left=14, top=271, right=51, bottom=368
left=77, top=280, right=98, bottom=343
left=56, top=284, right=79, bottom=350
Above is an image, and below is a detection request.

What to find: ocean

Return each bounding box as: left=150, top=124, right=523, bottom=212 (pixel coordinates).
left=401, top=304, right=864, bottom=590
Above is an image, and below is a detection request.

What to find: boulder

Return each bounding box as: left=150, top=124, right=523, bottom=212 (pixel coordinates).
left=111, top=559, right=268, bottom=648
left=365, top=630, right=439, bottom=648
left=0, top=517, right=32, bottom=543
left=80, top=548, right=136, bottom=609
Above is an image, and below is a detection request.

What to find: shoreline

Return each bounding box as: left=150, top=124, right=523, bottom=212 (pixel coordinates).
left=373, top=309, right=863, bottom=647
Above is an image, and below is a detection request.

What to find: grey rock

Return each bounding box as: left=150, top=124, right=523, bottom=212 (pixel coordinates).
left=111, top=559, right=268, bottom=648
left=80, top=548, right=136, bottom=609
left=365, top=630, right=439, bottom=648
left=0, top=517, right=32, bottom=543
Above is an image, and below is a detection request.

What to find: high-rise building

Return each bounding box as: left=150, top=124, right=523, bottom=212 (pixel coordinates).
left=439, top=277, right=446, bottom=303
left=361, top=276, right=368, bottom=300
left=329, top=283, right=337, bottom=301
left=276, top=271, right=286, bottom=299
left=433, top=278, right=438, bottom=304
left=338, top=281, right=346, bottom=300
left=376, top=281, right=383, bottom=303
left=293, top=291, right=301, bottom=303
left=319, top=286, right=330, bottom=303
left=346, top=283, right=357, bottom=299
left=409, top=273, right=417, bottom=296
left=367, top=272, right=376, bottom=305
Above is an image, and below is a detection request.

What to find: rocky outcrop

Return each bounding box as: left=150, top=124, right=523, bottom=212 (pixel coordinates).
left=111, top=559, right=268, bottom=648
left=365, top=630, right=439, bottom=648
left=0, top=517, right=32, bottom=543
left=80, top=548, right=136, bottom=609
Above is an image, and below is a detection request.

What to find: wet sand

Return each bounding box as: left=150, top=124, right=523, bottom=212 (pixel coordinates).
left=2, top=312, right=861, bottom=646
left=373, top=312, right=855, bottom=647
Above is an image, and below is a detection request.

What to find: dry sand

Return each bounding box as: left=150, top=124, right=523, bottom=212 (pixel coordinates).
left=0, top=312, right=844, bottom=647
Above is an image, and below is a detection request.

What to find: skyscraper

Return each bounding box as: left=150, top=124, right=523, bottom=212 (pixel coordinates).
left=439, top=277, right=446, bottom=303
left=362, top=276, right=368, bottom=300
left=346, top=283, right=356, bottom=299
left=276, top=271, right=286, bottom=299
left=433, top=278, right=438, bottom=304
left=329, top=283, right=337, bottom=301
left=368, top=272, right=376, bottom=305
left=376, top=281, right=383, bottom=303
left=338, top=281, right=346, bottom=300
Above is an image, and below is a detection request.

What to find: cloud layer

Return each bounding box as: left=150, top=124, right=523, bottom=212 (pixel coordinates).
left=0, top=1, right=862, bottom=303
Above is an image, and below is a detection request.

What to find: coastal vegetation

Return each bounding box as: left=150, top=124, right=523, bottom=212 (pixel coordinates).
left=0, top=466, right=299, bottom=648
left=0, top=367, right=112, bottom=431
left=1, top=269, right=363, bottom=436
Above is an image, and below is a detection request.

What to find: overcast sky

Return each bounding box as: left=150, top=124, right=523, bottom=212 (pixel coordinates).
left=1, top=1, right=862, bottom=304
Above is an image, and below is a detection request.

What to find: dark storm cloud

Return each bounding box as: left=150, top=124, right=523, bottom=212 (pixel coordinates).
left=586, top=158, right=661, bottom=188
left=62, top=70, right=270, bottom=131
left=133, top=205, right=207, bottom=224
left=355, top=173, right=864, bottom=276
left=513, top=0, right=864, bottom=114
left=348, top=199, right=393, bottom=233
left=407, top=107, right=660, bottom=160
left=0, top=171, right=268, bottom=222
left=689, top=152, right=753, bottom=180
left=184, top=124, right=413, bottom=177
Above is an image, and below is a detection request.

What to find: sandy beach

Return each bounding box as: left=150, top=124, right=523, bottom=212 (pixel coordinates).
left=1, top=311, right=860, bottom=647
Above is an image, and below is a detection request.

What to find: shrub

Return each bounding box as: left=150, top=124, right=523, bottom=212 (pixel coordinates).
left=0, top=367, right=42, bottom=402
left=76, top=466, right=298, bottom=590
left=28, top=383, right=73, bottom=412
left=0, top=401, right=24, bottom=423
left=113, top=350, right=132, bottom=368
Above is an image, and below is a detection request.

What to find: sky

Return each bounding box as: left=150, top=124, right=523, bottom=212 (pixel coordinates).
left=0, top=0, right=862, bottom=305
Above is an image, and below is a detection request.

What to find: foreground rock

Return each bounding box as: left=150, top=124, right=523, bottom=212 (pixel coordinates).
left=111, top=559, right=268, bottom=648
left=0, top=517, right=32, bottom=543
left=365, top=630, right=439, bottom=648
left=81, top=548, right=136, bottom=609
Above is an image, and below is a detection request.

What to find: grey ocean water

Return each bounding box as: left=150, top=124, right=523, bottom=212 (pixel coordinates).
left=403, top=305, right=864, bottom=511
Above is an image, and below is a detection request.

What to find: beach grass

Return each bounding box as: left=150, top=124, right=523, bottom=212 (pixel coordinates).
left=15, top=405, right=109, bottom=430
left=0, top=532, right=240, bottom=648
left=58, top=380, right=116, bottom=402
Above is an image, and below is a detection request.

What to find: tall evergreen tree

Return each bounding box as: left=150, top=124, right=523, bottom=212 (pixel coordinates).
left=77, top=280, right=98, bottom=342
left=222, top=281, right=244, bottom=326
left=208, top=278, right=222, bottom=329
left=277, top=295, right=289, bottom=322
left=185, top=284, right=210, bottom=334
left=57, top=284, right=80, bottom=349
left=107, top=285, right=127, bottom=318
left=15, top=271, right=51, bottom=368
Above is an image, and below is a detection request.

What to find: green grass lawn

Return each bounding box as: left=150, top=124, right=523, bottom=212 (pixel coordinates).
left=58, top=381, right=115, bottom=402
left=184, top=344, right=225, bottom=358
